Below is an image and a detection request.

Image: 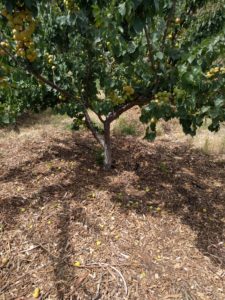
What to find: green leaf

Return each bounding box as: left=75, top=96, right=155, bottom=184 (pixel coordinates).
left=118, top=3, right=126, bottom=16
left=5, top=1, right=13, bottom=14
left=188, top=55, right=195, bottom=64
left=133, top=17, right=145, bottom=33
left=145, top=130, right=156, bottom=141
left=24, top=0, right=32, bottom=9
left=2, top=115, right=10, bottom=124
left=215, top=98, right=224, bottom=107
left=128, top=42, right=137, bottom=54
left=155, top=51, right=164, bottom=60
left=201, top=106, right=210, bottom=114
left=153, top=0, right=159, bottom=11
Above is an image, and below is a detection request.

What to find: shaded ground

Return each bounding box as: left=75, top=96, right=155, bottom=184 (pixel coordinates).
left=0, top=117, right=225, bottom=300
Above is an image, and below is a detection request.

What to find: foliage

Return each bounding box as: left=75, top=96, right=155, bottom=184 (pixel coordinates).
left=0, top=0, right=225, bottom=168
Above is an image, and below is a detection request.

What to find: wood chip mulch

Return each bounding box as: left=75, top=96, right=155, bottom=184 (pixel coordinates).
left=0, top=127, right=225, bottom=300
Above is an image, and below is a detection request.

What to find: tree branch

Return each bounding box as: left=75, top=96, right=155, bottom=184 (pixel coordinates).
left=91, top=110, right=105, bottom=124
left=161, top=0, right=177, bottom=51
left=83, top=108, right=104, bottom=147
left=0, top=40, right=77, bottom=102
left=0, top=42, right=107, bottom=147
left=107, top=95, right=152, bottom=123
left=144, top=25, right=155, bottom=71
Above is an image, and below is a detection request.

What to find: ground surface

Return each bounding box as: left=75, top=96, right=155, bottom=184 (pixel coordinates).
left=0, top=112, right=225, bottom=300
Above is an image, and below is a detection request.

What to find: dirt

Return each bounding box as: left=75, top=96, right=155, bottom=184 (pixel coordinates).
left=0, top=117, right=225, bottom=300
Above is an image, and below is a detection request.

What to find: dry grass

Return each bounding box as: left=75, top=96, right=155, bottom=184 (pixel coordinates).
left=188, top=127, right=225, bottom=157
left=111, top=107, right=145, bottom=136
left=0, top=111, right=71, bottom=140
left=30, top=107, right=224, bottom=158
left=0, top=110, right=225, bottom=300
left=112, top=109, right=225, bottom=158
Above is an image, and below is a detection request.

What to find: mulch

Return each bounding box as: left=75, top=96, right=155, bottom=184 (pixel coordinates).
left=0, top=126, right=225, bottom=300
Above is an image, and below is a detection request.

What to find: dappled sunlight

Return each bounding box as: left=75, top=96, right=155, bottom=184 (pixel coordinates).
left=1, top=125, right=224, bottom=299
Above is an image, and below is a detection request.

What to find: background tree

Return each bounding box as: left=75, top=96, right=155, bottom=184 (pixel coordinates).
left=0, top=0, right=225, bottom=169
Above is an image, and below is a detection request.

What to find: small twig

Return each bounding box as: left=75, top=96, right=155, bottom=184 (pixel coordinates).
left=107, top=266, right=117, bottom=281
left=110, top=266, right=128, bottom=296
left=77, top=263, right=128, bottom=296
left=60, top=265, right=89, bottom=297
left=18, top=244, right=41, bottom=253
left=144, top=25, right=155, bottom=70
left=0, top=272, right=28, bottom=294
left=204, top=251, right=223, bottom=267
left=95, top=112, right=105, bottom=124
left=0, top=262, right=53, bottom=295
left=0, top=283, right=10, bottom=294
left=31, top=242, right=59, bottom=259
left=93, top=273, right=104, bottom=300
left=77, top=262, right=130, bottom=269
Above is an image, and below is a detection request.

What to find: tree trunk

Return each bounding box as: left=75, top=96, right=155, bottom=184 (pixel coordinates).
left=84, top=110, right=112, bottom=170
left=103, top=121, right=112, bottom=170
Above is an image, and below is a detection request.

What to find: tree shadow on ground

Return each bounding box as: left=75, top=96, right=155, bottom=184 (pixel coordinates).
left=0, top=133, right=225, bottom=297
left=0, top=135, right=103, bottom=299
left=52, top=135, right=225, bottom=268
left=110, top=139, right=225, bottom=268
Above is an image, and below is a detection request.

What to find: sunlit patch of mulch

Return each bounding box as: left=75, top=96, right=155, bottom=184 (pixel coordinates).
left=0, top=124, right=225, bottom=300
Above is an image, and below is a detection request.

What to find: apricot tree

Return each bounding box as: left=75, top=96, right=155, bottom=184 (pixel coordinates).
left=0, top=0, right=225, bottom=169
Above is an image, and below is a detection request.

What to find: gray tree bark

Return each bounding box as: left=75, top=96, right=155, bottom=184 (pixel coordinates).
left=103, top=121, right=112, bottom=170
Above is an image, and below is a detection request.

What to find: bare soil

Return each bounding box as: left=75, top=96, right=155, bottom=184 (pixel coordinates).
left=0, top=114, right=225, bottom=300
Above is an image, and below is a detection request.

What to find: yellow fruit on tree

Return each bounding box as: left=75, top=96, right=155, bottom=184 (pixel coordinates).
left=123, top=85, right=134, bottom=96
left=150, top=117, right=157, bottom=124
left=14, top=25, right=23, bottom=31
left=15, top=41, right=24, bottom=49
left=206, top=72, right=213, bottom=79
left=1, top=9, right=8, bottom=17
left=13, top=16, right=23, bottom=25
left=12, top=29, right=18, bottom=35
left=0, top=50, right=6, bottom=56
left=13, top=33, right=23, bottom=41
left=27, top=52, right=37, bottom=62
left=0, top=41, right=9, bottom=48
left=17, top=48, right=26, bottom=57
